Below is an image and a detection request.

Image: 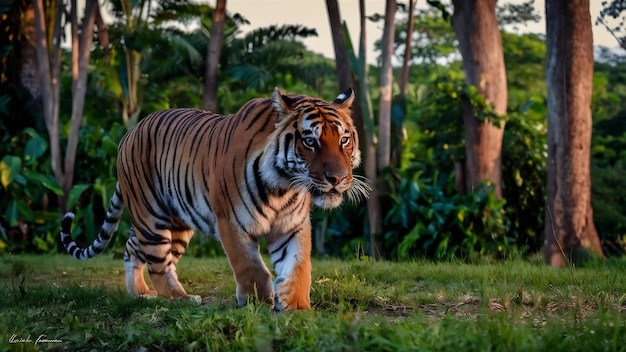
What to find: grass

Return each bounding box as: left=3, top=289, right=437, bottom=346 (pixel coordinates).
left=0, top=254, right=624, bottom=351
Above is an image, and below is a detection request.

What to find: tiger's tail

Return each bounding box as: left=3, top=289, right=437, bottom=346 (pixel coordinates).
left=60, top=184, right=125, bottom=260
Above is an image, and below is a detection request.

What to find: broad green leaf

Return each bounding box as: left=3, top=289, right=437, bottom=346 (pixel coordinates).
left=22, top=170, right=63, bottom=195
left=4, top=199, right=18, bottom=227
left=33, top=235, right=51, bottom=252
left=101, top=136, right=118, bottom=156
left=0, top=155, right=22, bottom=189
left=13, top=173, right=27, bottom=186
left=67, top=184, right=91, bottom=210
left=24, top=134, right=49, bottom=165
left=84, top=203, right=96, bottom=244
left=16, top=199, right=34, bottom=222
left=33, top=210, right=62, bottom=224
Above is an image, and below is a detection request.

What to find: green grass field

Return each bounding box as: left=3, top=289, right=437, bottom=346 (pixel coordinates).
left=0, top=254, right=624, bottom=351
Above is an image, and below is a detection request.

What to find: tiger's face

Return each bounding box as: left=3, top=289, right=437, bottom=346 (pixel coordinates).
left=267, top=88, right=368, bottom=209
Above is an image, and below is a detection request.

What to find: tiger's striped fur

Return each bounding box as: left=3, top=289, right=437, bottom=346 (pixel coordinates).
left=60, top=88, right=368, bottom=310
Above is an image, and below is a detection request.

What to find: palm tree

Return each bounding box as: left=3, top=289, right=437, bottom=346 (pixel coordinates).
left=223, top=24, right=331, bottom=92
left=102, top=0, right=207, bottom=127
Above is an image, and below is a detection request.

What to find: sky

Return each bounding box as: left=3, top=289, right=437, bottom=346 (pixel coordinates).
left=225, top=0, right=623, bottom=62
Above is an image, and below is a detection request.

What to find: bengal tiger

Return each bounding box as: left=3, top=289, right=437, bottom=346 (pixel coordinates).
left=59, top=88, right=368, bottom=311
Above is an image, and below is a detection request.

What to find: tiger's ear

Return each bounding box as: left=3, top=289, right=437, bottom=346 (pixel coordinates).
left=272, top=87, right=295, bottom=118
left=331, top=88, right=355, bottom=110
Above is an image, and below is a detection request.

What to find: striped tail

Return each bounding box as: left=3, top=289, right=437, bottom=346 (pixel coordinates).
left=60, top=184, right=125, bottom=260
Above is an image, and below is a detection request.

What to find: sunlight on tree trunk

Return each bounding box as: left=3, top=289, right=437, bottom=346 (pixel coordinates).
left=452, top=0, right=507, bottom=198
left=203, top=0, right=226, bottom=112
left=544, top=0, right=604, bottom=267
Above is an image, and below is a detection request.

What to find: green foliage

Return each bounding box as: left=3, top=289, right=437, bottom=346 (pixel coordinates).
left=312, top=202, right=369, bottom=258
left=223, top=24, right=334, bottom=92
left=378, top=69, right=547, bottom=260
left=502, top=32, right=547, bottom=107
left=1, top=0, right=624, bottom=262
left=67, top=123, right=129, bottom=247
left=0, top=125, right=62, bottom=253
left=392, top=7, right=459, bottom=65
left=384, top=169, right=508, bottom=260
left=501, top=100, right=547, bottom=253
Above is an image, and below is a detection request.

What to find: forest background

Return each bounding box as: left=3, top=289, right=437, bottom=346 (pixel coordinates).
left=1, top=0, right=626, bottom=266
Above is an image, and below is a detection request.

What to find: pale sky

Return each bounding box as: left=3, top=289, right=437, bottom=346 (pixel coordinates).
left=226, top=0, right=622, bottom=61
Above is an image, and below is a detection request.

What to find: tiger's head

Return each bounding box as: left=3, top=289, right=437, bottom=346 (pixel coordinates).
left=262, top=88, right=369, bottom=209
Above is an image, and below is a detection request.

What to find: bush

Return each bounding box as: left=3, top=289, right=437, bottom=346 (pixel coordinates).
left=383, top=169, right=508, bottom=260
left=0, top=125, right=62, bottom=253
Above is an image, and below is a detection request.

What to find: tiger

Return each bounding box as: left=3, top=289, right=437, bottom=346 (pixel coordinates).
left=59, top=88, right=368, bottom=311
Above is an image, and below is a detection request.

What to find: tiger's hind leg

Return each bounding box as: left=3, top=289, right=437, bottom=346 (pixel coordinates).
left=124, top=228, right=158, bottom=298
left=168, top=228, right=201, bottom=303
left=135, top=226, right=200, bottom=303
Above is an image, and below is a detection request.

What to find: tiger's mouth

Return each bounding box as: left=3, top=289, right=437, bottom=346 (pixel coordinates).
left=310, top=187, right=344, bottom=209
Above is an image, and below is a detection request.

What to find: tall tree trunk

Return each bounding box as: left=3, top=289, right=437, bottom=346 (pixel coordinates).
left=451, top=0, right=507, bottom=198
left=64, top=0, right=97, bottom=200
left=119, top=0, right=142, bottom=128
left=358, top=0, right=383, bottom=258
left=544, top=0, right=604, bottom=266
left=33, top=0, right=63, bottom=191
left=392, top=0, right=415, bottom=168
left=203, top=0, right=226, bottom=111
left=366, top=0, right=396, bottom=258
left=326, top=0, right=353, bottom=93
left=377, top=0, right=395, bottom=175
left=33, top=0, right=99, bottom=210
left=399, top=0, right=415, bottom=97
left=326, top=0, right=381, bottom=258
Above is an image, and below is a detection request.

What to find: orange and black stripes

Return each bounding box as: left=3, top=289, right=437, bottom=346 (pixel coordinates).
left=59, top=88, right=366, bottom=309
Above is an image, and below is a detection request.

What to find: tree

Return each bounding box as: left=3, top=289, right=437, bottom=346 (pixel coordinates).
left=358, top=0, right=382, bottom=258
left=378, top=0, right=396, bottom=177
left=544, top=0, right=604, bottom=266
left=105, top=0, right=205, bottom=127
left=202, top=0, right=226, bottom=111
left=223, top=24, right=324, bottom=92
left=399, top=0, right=416, bottom=97
left=325, top=0, right=354, bottom=94
left=0, top=0, right=45, bottom=133
left=33, top=0, right=99, bottom=209
left=326, top=0, right=382, bottom=258
left=451, top=0, right=507, bottom=198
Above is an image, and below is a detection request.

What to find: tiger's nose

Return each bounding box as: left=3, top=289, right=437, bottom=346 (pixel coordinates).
left=325, top=171, right=348, bottom=186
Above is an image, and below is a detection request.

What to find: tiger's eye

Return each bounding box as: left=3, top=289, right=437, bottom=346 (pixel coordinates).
left=303, top=137, right=316, bottom=148
left=341, top=136, right=350, bottom=145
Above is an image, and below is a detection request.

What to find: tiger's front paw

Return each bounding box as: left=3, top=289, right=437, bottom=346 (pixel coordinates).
left=273, top=277, right=311, bottom=311
left=138, top=289, right=158, bottom=299
left=182, top=294, right=202, bottom=304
